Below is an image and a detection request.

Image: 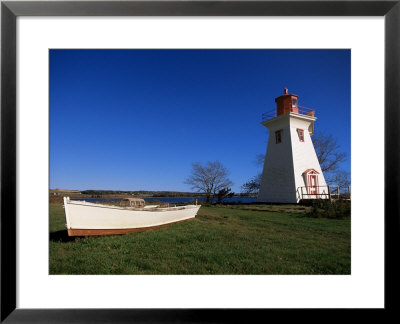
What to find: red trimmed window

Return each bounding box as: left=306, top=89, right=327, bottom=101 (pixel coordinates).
left=297, top=128, right=304, bottom=142
left=275, top=130, right=282, bottom=144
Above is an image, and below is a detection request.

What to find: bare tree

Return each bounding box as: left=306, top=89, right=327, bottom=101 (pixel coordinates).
left=241, top=173, right=262, bottom=194
left=254, top=154, right=265, bottom=167
left=326, top=170, right=351, bottom=188
left=240, top=154, right=265, bottom=194
left=312, top=132, right=346, bottom=173
left=185, top=161, right=233, bottom=202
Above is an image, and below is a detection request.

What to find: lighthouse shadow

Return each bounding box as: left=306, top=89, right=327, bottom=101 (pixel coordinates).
left=49, top=230, right=77, bottom=243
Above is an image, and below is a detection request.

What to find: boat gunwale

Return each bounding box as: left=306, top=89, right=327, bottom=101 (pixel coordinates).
left=67, top=200, right=200, bottom=212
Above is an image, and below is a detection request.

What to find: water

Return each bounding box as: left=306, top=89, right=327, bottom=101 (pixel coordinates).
left=71, top=196, right=258, bottom=204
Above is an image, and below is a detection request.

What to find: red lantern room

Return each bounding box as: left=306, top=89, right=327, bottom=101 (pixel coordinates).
left=275, top=88, right=299, bottom=116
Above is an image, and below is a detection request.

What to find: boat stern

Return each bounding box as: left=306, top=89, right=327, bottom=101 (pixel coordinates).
left=63, top=196, right=71, bottom=231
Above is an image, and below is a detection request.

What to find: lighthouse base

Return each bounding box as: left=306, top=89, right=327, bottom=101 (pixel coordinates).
left=257, top=191, right=299, bottom=204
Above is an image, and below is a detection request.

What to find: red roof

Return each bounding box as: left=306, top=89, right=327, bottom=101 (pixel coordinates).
left=302, top=168, right=320, bottom=175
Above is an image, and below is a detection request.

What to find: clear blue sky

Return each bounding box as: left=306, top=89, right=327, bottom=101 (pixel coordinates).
left=50, top=49, right=350, bottom=192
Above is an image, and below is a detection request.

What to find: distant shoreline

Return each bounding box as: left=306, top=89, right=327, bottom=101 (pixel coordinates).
left=49, top=190, right=257, bottom=199
left=52, top=194, right=258, bottom=199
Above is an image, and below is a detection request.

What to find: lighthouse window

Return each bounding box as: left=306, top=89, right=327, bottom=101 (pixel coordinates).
left=292, top=98, right=298, bottom=108
left=275, top=130, right=282, bottom=144
left=297, top=129, right=304, bottom=142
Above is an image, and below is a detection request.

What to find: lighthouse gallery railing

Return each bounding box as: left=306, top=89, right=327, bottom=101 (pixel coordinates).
left=297, top=185, right=351, bottom=200
left=262, top=105, right=315, bottom=122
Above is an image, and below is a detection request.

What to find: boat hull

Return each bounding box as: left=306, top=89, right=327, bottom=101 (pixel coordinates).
left=64, top=197, right=200, bottom=236
left=67, top=218, right=194, bottom=236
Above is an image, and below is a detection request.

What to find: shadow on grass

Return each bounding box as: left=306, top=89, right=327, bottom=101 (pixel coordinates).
left=49, top=230, right=78, bottom=243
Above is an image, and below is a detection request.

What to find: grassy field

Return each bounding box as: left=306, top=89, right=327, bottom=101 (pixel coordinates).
left=49, top=203, right=350, bottom=274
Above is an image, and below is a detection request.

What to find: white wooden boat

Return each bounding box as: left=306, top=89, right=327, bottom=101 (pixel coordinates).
left=63, top=197, right=200, bottom=236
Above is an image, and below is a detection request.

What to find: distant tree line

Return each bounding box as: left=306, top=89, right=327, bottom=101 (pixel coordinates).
left=80, top=190, right=129, bottom=195
left=79, top=190, right=212, bottom=197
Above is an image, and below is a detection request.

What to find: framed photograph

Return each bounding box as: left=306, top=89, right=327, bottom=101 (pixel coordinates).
left=1, top=0, right=399, bottom=321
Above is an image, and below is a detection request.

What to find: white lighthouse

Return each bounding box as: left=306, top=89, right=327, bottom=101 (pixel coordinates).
left=258, top=88, right=328, bottom=203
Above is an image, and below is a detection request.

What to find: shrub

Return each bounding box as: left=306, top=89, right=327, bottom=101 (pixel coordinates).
left=309, top=199, right=351, bottom=219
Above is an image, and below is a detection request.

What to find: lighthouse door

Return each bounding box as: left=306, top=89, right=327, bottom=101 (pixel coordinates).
left=308, top=175, right=318, bottom=195
left=302, top=169, right=320, bottom=199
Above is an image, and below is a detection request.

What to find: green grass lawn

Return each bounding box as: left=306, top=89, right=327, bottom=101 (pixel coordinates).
left=49, top=203, right=350, bottom=274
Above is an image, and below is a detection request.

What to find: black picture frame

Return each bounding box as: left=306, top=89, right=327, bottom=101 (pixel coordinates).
left=1, top=0, right=399, bottom=322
